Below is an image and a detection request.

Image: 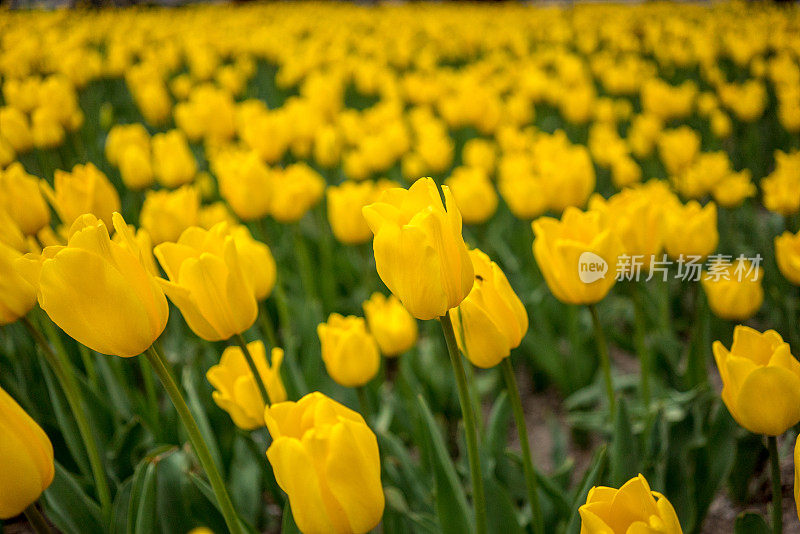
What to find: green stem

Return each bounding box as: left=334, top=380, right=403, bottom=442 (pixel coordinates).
left=144, top=346, right=243, bottom=534
left=687, top=283, right=710, bottom=388
left=500, top=358, right=544, bottom=534
left=22, top=316, right=113, bottom=522
left=768, top=435, right=783, bottom=534
left=439, top=314, right=487, bottom=534
left=588, top=304, right=616, bottom=419
left=632, top=284, right=652, bottom=409
left=138, top=357, right=161, bottom=437
left=356, top=386, right=371, bottom=425
left=233, top=333, right=271, bottom=405
left=456, top=307, right=484, bottom=436
left=23, top=503, right=51, bottom=534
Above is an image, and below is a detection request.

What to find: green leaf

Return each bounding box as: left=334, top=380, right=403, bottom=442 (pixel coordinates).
left=733, top=512, right=770, bottom=534
left=611, top=397, right=638, bottom=487
left=484, top=475, right=523, bottom=534
left=485, top=392, right=510, bottom=458
left=156, top=449, right=195, bottom=534
left=132, top=463, right=157, bottom=534
left=42, top=462, right=104, bottom=534
left=229, top=435, right=264, bottom=528
left=565, top=446, right=607, bottom=534
left=415, top=394, right=473, bottom=534
left=693, top=405, right=737, bottom=529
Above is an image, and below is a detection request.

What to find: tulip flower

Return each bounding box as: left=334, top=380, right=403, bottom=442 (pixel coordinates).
left=775, top=230, right=800, bottom=285
left=0, top=106, right=33, bottom=153
left=264, top=392, right=384, bottom=534
left=214, top=149, right=273, bottom=221
left=318, top=313, right=381, bottom=387
left=579, top=474, right=683, bottom=534
left=326, top=181, right=377, bottom=245
left=105, top=123, right=150, bottom=168
left=152, top=130, right=197, bottom=188
left=0, top=162, right=50, bottom=236
left=0, top=241, right=37, bottom=326
left=445, top=167, right=498, bottom=225
left=226, top=225, right=276, bottom=301
left=362, top=293, right=417, bottom=357
left=362, top=177, right=473, bottom=320
left=532, top=207, right=623, bottom=305
left=269, top=163, right=325, bottom=223
left=41, top=162, right=120, bottom=228
left=16, top=213, right=169, bottom=357
left=448, top=249, right=528, bottom=368
left=154, top=222, right=258, bottom=341
left=119, top=144, right=154, bottom=190
left=663, top=201, right=718, bottom=261
left=713, top=326, right=800, bottom=436
left=140, top=185, right=200, bottom=245
left=0, top=384, right=55, bottom=519
left=761, top=150, right=800, bottom=216
left=701, top=259, right=763, bottom=320
left=207, top=340, right=286, bottom=430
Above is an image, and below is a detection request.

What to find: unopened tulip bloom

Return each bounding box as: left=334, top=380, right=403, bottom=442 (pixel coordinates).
left=318, top=314, right=380, bottom=387
left=326, top=181, right=376, bottom=245
left=0, top=106, right=33, bottom=153
left=215, top=150, right=273, bottom=221
left=448, top=249, right=528, bottom=368
left=0, top=385, right=54, bottom=519
left=663, top=201, right=718, bottom=261
left=207, top=340, right=286, bottom=430
left=775, top=230, right=800, bottom=285
left=0, top=242, right=37, bottom=325
left=15, top=213, right=168, bottom=357
left=226, top=225, right=276, bottom=301
left=579, top=474, right=682, bottom=534
left=701, top=260, right=763, bottom=320
left=445, top=167, right=498, bottom=225
left=152, top=130, right=197, bottom=188
left=264, top=392, right=384, bottom=534
left=105, top=123, right=150, bottom=167
left=140, top=185, right=200, bottom=245
left=0, top=162, right=50, bottom=235
left=154, top=223, right=258, bottom=341
left=362, top=177, right=473, bottom=320
left=362, top=293, right=417, bottom=357
left=119, top=144, right=154, bottom=190
left=713, top=326, right=800, bottom=436
left=532, top=207, right=623, bottom=305
left=42, top=163, right=120, bottom=228
left=270, top=163, right=325, bottom=223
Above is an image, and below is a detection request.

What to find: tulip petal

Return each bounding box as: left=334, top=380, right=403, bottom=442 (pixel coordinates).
left=735, top=366, right=800, bottom=435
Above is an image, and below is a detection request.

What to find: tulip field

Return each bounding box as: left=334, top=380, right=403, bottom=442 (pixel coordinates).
left=3, top=1, right=800, bottom=533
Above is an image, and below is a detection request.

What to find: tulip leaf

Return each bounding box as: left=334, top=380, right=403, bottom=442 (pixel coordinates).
left=42, top=462, right=104, bottom=534
left=228, top=435, right=264, bottom=528
left=111, top=478, right=133, bottom=534
left=484, top=475, right=523, bottom=534
left=485, top=391, right=510, bottom=458
left=693, top=404, right=737, bottom=529
left=156, top=449, right=195, bottom=534
left=733, top=512, right=770, bottom=534
left=565, top=445, right=607, bottom=534
left=611, top=397, right=638, bottom=487
left=182, top=365, right=224, bottom=475
left=131, top=462, right=158, bottom=534
left=415, top=394, right=473, bottom=534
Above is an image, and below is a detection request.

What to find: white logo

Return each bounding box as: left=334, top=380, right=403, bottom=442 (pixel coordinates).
left=578, top=252, right=608, bottom=283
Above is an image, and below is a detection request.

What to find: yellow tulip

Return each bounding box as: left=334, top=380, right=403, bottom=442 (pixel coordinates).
left=445, top=167, right=498, bottom=225
left=207, top=340, right=286, bottom=430
left=711, top=171, right=755, bottom=209
left=264, top=392, right=384, bottom=534
left=270, top=163, right=325, bottom=223
left=199, top=202, right=238, bottom=230
left=42, top=163, right=120, bottom=228
left=15, top=213, right=168, bottom=357
left=31, top=106, right=65, bottom=149
left=761, top=150, right=800, bottom=216
left=119, top=144, right=154, bottom=191
left=663, top=201, right=718, bottom=261
left=0, top=385, right=54, bottom=519
left=111, top=222, right=159, bottom=277
left=214, top=149, right=273, bottom=221
left=701, top=260, right=763, bottom=320
left=0, top=106, right=33, bottom=153
left=532, top=207, right=623, bottom=305
left=0, top=242, right=37, bottom=325
left=154, top=222, right=258, bottom=341
left=776, top=230, right=800, bottom=285
left=498, top=174, right=549, bottom=221
left=362, top=293, right=418, bottom=357
left=326, top=181, right=376, bottom=245
left=140, top=185, right=200, bottom=245
left=713, top=326, right=800, bottom=436
left=448, top=248, right=528, bottom=368
left=579, top=474, right=682, bottom=534
left=0, top=162, right=50, bottom=236
left=318, top=313, right=380, bottom=387
left=362, top=177, right=473, bottom=320
left=152, top=130, right=197, bottom=188
left=226, top=225, right=276, bottom=301
left=105, top=123, right=150, bottom=168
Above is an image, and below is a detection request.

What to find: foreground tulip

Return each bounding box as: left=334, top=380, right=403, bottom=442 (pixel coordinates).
left=226, top=225, right=276, bottom=301
left=713, top=326, right=800, bottom=436
left=318, top=314, right=381, bottom=387
left=0, top=385, right=55, bottom=519
left=207, top=340, right=286, bottom=430
left=775, top=230, right=800, bottom=285
left=362, top=292, right=417, bottom=357
left=532, top=207, right=623, bottom=305
left=154, top=223, right=258, bottom=341
left=362, top=177, right=473, bottom=320
left=0, top=163, right=50, bottom=236
left=701, top=260, right=763, bottom=320
left=16, top=213, right=168, bottom=357
left=448, top=249, right=528, bottom=368
left=0, top=242, right=37, bottom=325
left=264, top=392, right=384, bottom=534
left=140, top=185, right=200, bottom=245
left=579, top=474, right=682, bottom=534
left=42, top=163, right=120, bottom=228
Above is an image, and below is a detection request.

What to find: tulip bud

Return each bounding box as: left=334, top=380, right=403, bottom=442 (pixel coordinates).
left=0, top=385, right=55, bottom=519
left=775, top=230, right=800, bottom=285
left=214, top=149, right=272, bottom=221
left=0, top=106, right=33, bottom=153
left=532, top=207, right=623, bottom=305
left=318, top=314, right=380, bottom=388
left=445, top=167, right=498, bottom=225
left=154, top=222, right=258, bottom=341
left=0, top=163, right=50, bottom=236
left=448, top=249, right=528, bottom=368
left=264, top=392, right=384, bottom=534
left=152, top=130, right=197, bottom=188
left=15, top=213, right=168, bottom=357
left=31, top=106, right=65, bottom=149
left=701, top=259, right=763, bottom=320
left=119, top=144, right=154, bottom=191
left=713, top=326, right=800, bottom=436
left=663, top=201, right=718, bottom=261
left=326, top=181, right=377, bottom=245
left=42, top=163, right=120, bottom=228
left=761, top=150, right=800, bottom=216
left=362, top=177, right=473, bottom=320
left=579, top=474, right=682, bottom=534
left=362, top=293, right=417, bottom=357
left=140, top=185, right=200, bottom=245
left=105, top=123, right=150, bottom=168
left=0, top=241, right=37, bottom=325
left=270, top=163, right=325, bottom=223
left=207, top=340, right=286, bottom=430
